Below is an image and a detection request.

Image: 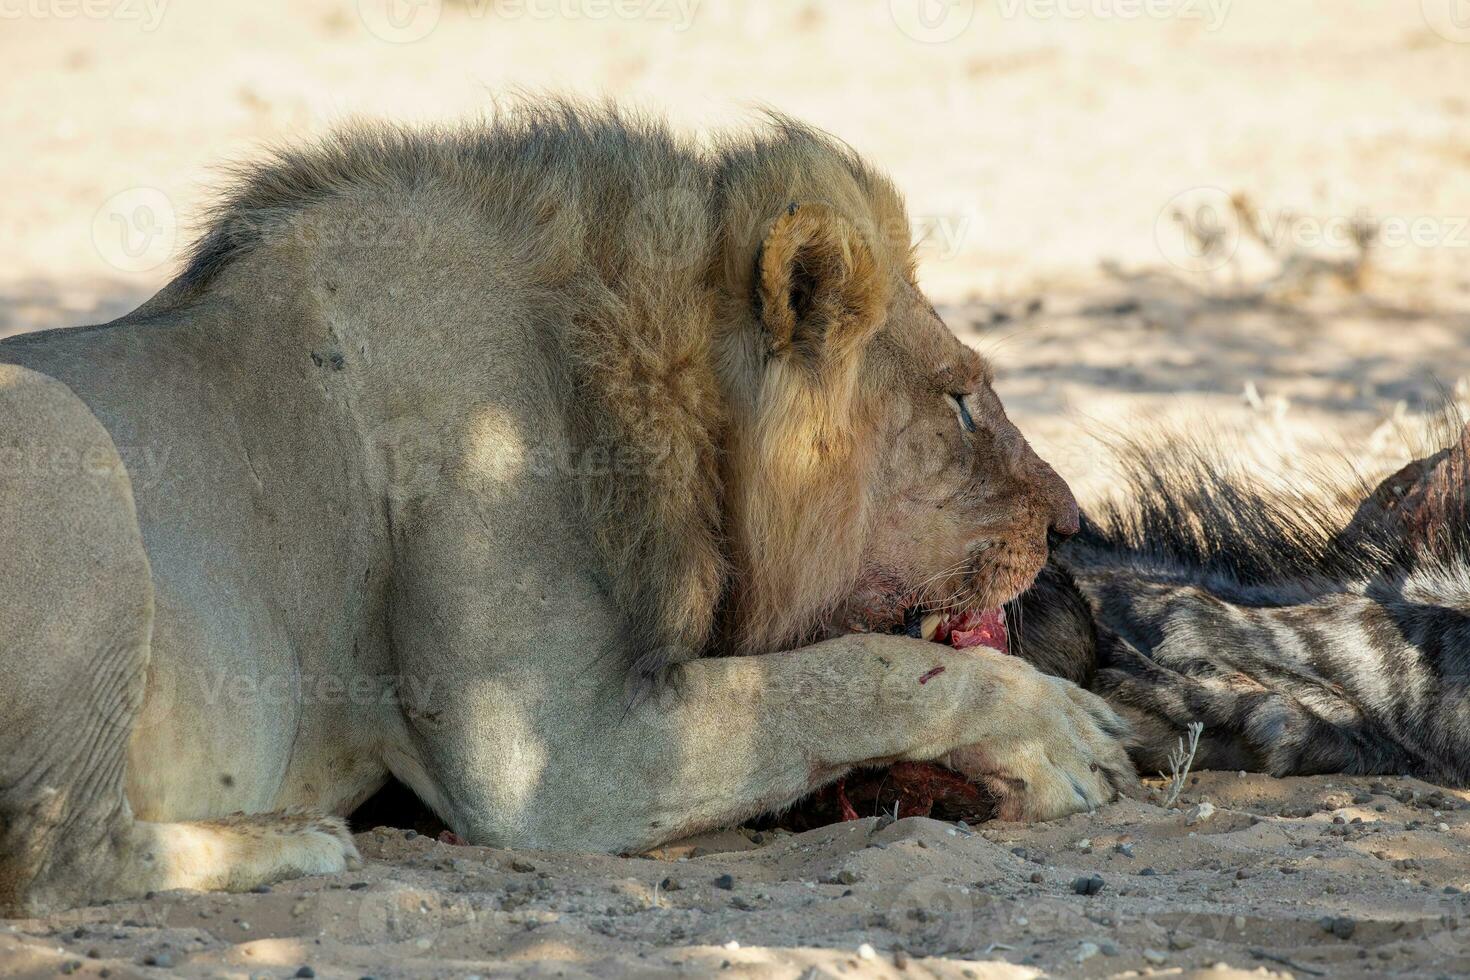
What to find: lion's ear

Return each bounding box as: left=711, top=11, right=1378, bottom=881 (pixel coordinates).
left=755, top=202, right=886, bottom=364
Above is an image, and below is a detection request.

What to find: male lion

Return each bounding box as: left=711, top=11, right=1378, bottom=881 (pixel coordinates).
left=0, top=102, right=1131, bottom=914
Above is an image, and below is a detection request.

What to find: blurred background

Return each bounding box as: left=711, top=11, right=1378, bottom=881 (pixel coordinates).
left=4, top=0, right=1469, bottom=497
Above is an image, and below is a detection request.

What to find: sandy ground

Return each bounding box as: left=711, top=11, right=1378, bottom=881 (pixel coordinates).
left=5, top=775, right=1470, bottom=979
left=5, top=1, right=1470, bottom=977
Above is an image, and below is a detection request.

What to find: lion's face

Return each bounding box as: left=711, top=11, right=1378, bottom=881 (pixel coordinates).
left=835, top=283, right=1079, bottom=635
left=720, top=194, right=1077, bottom=653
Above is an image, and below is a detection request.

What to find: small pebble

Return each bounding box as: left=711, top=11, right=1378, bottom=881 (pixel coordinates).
left=295, top=969, right=316, bottom=979
left=714, top=873, right=735, bottom=890
left=1071, top=874, right=1105, bottom=896
left=857, top=943, right=876, bottom=960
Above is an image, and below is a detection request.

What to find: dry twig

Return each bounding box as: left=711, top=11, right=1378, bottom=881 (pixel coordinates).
left=1160, top=722, right=1204, bottom=808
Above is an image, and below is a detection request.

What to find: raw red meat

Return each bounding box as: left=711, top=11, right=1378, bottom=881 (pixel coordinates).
left=765, top=608, right=1009, bottom=831
left=935, top=607, right=1009, bottom=653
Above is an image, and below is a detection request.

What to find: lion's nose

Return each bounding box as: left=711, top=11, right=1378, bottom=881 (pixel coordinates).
left=1009, top=424, right=1080, bottom=546
left=1045, top=475, right=1080, bottom=549
left=1049, top=497, right=1080, bottom=539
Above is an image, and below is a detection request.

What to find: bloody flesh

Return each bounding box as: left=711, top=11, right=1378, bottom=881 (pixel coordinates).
left=937, top=607, right=1009, bottom=653
left=766, top=608, right=1009, bottom=830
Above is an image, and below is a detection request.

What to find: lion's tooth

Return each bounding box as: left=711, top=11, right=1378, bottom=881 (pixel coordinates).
left=920, top=612, right=942, bottom=642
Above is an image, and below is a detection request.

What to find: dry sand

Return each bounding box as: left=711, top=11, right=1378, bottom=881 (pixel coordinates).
left=5, top=776, right=1470, bottom=978
left=4, top=1, right=1470, bottom=976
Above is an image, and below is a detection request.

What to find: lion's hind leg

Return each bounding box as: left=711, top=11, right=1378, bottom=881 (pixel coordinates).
left=0, top=366, right=356, bottom=913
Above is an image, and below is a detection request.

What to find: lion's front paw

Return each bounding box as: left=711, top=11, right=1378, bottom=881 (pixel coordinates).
left=945, top=675, right=1135, bottom=822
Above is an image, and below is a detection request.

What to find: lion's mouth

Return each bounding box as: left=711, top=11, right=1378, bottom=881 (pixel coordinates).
left=901, top=606, right=1009, bottom=654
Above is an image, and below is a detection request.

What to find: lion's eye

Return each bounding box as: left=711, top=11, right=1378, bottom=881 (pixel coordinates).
left=950, top=393, right=976, bottom=433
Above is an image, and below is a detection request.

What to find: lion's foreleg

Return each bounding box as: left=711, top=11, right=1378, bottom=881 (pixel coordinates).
left=516, top=634, right=1134, bottom=852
